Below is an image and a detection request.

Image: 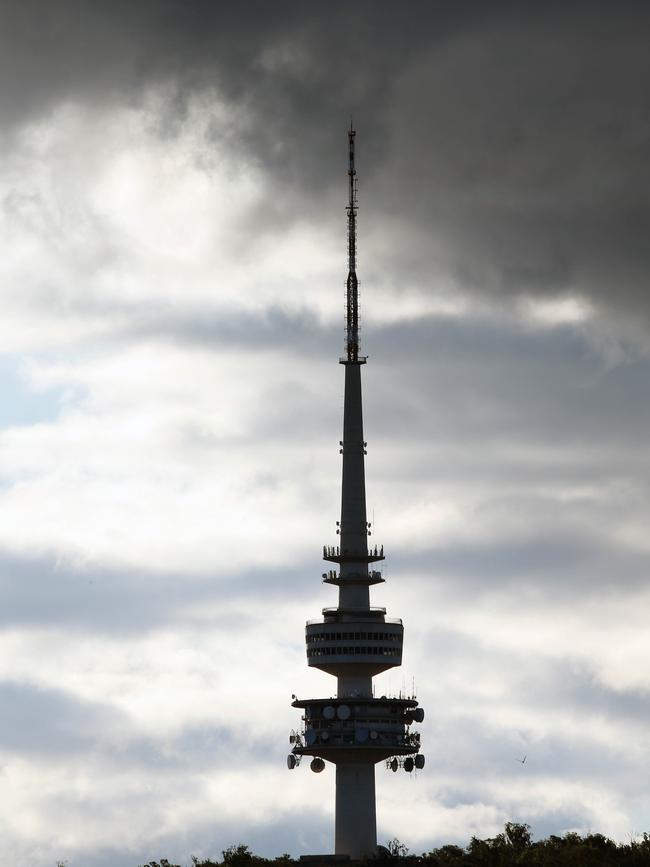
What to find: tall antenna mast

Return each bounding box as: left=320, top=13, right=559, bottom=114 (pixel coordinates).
left=288, top=128, right=425, bottom=860
left=346, top=125, right=359, bottom=362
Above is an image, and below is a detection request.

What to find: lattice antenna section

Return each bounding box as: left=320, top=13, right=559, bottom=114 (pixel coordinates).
left=346, top=125, right=360, bottom=362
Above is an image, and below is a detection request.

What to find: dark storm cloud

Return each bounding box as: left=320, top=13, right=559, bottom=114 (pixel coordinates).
left=2, top=2, right=648, bottom=323
left=372, top=6, right=650, bottom=325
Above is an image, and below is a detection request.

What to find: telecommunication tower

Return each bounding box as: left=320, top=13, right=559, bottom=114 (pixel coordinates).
left=287, top=127, right=425, bottom=859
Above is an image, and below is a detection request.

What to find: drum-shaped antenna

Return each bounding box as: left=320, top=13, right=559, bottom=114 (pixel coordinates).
left=415, top=754, right=425, bottom=769
left=287, top=754, right=297, bottom=770
left=337, top=705, right=351, bottom=720
left=323, top=706, right=336, bottom=719
left=404, top=757, right=414, bottom=772
left=310, top=758, right=325, bottom=773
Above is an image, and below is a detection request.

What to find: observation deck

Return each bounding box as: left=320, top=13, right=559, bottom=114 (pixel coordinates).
left=305, top=615, right=403, bottom=677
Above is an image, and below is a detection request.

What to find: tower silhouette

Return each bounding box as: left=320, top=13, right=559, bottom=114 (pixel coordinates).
left=288, top=127, right=425, bottom=860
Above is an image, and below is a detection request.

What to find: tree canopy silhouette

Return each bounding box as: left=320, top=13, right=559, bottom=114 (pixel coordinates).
left=139, top=825, right=650, bottom=867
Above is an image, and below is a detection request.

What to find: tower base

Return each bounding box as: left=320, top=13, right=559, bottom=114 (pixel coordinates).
left=335, top=762, right=377, bottom=859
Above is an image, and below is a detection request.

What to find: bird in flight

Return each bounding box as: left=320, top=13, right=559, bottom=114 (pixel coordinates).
left=516, top=755, right=527, bottom=764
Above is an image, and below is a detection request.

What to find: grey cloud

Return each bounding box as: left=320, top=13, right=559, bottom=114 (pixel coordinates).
left=373, top=12, right=650, bottom=324
left=0, top=680, right=127, bottom=756
left=411, top=650, right=649, bottom=786
left=397, top=528, right=650, bottom=594
left=368, top=314, right=650, bottom=448
left=0, top=677, right=278, bottom=775
left=0, top=551, right=314, bottom=635
left=78, top=303, right=650, bottom=455
left=60, top=811, right=333, bottom=867
left=2, top=3, right=649, bottom=326
left=129, top=305, right=335, bottom=361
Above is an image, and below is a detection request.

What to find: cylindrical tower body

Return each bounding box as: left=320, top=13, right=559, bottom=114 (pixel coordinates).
left=288, top=127, right=424, bottom=860
left=336, top=763, right=376, bottom=858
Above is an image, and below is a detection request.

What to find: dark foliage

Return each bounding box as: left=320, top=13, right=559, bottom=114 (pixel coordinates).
left=139, top=825, right=650, bottom=867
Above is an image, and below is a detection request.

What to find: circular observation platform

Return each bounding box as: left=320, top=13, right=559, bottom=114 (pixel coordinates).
left=305, top=618, right=403, bottom=676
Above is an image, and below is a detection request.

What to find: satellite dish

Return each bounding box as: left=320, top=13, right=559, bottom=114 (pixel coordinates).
left=404, top=757, right=414, bottom=772
left=287, top=755, right=296, bottom=770
left=305, top=729, right=317, bottom=746
left=337, top=705, right=351, bottom=720
left=323, top=706, right=336, bottom=719
left=414, top=708, right=425, bottom=723
left=310, top=758, right=325, bottom=773
left=390, top=758, right=398, bottom=772
left=321, top=731, right=329, bottom=741
left=355, top=728, right=368, bottom=743
left=415, top=754, right=425, bottom=769
left=369, top=730, right=378, bottom=740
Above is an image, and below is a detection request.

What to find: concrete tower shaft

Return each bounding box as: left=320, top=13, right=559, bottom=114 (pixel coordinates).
left=339, top=362, right=370, bottom=608
left=288, top=128, right=424, bottom=862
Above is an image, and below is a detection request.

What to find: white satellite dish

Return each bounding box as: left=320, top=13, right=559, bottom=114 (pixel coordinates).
left=323, top=706, right=336, bottom=719
left=287, top=755, right=296, bottom=770
left=415, top=754, right=425, bottom=769
left=337, top=704, right=351, bottom=720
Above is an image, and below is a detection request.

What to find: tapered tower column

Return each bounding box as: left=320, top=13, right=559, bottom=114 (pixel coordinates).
left=288, top=127, right=425, bottom=861
left=339, top=361, right=370, bottom=614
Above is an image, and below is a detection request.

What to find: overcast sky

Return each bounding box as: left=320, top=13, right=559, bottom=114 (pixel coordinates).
left=1, top=2, right=650, bottom=865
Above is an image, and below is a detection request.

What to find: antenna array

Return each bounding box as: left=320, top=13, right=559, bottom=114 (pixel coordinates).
left=346, top=126, right=360, bottom=362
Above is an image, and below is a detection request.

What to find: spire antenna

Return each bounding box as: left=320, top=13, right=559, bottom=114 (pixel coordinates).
left=346, top=125, right=360, bottom=363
